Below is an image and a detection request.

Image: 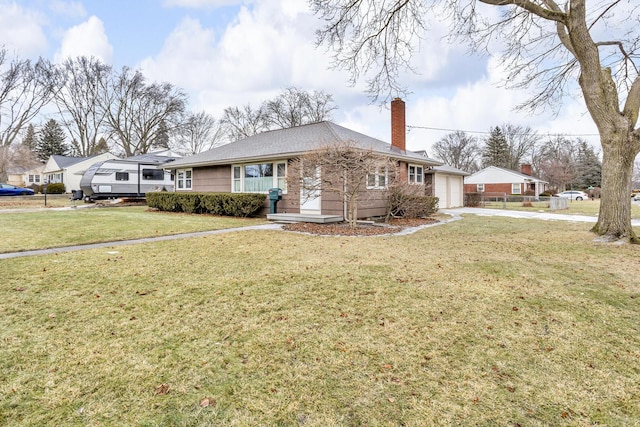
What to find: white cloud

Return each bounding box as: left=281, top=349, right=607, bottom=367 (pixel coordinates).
left=54, top=16, right=113, bottom=64
left=139, top=0, right=361, bottom=117
left=163, top=0, right=248, bottom=8
left=49, top=1, right=87, bottom=18
left=0, top=2, right=48, bottom=57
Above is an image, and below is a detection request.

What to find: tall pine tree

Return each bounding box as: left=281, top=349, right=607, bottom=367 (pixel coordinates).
left=22, top=124, right=37, bottom=151
left=572, top=139, right=602, bottom=189
left=481, top=126, right=510, bottom=169
left=36, top=119, right=68, bottom=161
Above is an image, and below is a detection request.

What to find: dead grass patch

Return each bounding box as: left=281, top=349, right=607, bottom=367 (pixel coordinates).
left=0, top=216, right=639, bottom=425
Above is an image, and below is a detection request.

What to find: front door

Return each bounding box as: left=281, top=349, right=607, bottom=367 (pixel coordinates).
left=300, top=167, right=321, bottom=214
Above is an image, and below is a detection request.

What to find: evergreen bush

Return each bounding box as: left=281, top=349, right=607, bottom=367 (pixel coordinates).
left=146, top=192, right=266, bottom=217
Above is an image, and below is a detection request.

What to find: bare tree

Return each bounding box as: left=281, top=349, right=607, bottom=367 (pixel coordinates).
left=264, top=87, right=337, bottom=128
left=288, top=141, right=396, bottom=228
left=432, top=130, right=480, bottom=172
left=175, top=111, right=224, bottom=155
left=102, top=67, right=186, bottom=156
left=501, top=123, right=539, bottom=171
left=0, top=49, right=52, bottom=147
left=536, top=135, right=576, bottom=191
left=45, top=56, right=112, bottom=156
left=219, top=104, right=269, bottom=143
left=312, top=1, right=640, bottom=242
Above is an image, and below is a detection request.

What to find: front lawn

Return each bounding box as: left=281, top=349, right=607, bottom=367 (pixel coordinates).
left=1, top=215, right=638, bottom=426
left=0, top=206, right=266, bottom=253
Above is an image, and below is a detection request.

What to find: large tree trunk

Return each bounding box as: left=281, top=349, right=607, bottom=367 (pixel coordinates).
left=592, top=131, right=639, bottom=243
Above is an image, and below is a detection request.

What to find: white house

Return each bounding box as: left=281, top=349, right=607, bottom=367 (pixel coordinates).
left=464, top=165, right=548, bottom=197
left=428, top=165, right=469, bottom=208
left=43, top=153, right=118, bottom=193
left=6, top=163, right=45, bottom=188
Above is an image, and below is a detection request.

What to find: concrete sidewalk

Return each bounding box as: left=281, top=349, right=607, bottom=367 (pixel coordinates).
left=0, top=223, right=283, bottom=260
left=2, top=208, right=637, bottom=260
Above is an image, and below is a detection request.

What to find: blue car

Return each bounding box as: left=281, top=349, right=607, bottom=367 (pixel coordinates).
left=0, top=183, right=35, bottom=196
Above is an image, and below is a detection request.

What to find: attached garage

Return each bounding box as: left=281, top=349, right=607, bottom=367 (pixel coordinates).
left=429, top=165, right=468, bottom=208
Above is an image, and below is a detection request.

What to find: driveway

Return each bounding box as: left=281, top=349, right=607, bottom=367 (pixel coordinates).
left=440, top=207, right=640, bottom=227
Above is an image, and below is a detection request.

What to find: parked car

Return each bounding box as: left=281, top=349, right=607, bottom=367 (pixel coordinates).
left=633, top=193, right=640, bottom=202
left=555, top=190, right=589, bottom=201
left=0, top=183, right=35, bottom=196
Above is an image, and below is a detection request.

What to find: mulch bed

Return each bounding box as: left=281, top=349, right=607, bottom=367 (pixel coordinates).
left=281, top=217, right=438, bottom=236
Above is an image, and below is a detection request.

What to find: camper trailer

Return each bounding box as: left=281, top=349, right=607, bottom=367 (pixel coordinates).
left=80, top=153, right=179, bottom=201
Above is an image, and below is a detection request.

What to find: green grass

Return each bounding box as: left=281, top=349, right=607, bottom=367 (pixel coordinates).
left=481, top=198, right=640, bottom=218
left=0, top=206, right=266, bottom=253
left=1, top=215, right=639, bottom=426
left=0, top=194, right=72, bottom=209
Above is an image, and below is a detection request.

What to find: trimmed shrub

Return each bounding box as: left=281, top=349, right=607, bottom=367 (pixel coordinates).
left=146, top=192, right=266, bottom=217
left=45, top=183, right=66, bottom=194
left=464, top=192, right=482, bottom=207
left=385, top=182, right=439, bottom=220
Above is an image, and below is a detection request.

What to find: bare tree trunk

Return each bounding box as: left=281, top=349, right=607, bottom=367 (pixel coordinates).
left=592, top=132, right=639, bottom=242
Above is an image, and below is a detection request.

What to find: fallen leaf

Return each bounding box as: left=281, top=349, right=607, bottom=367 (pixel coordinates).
left=561, top=412, right=568, bottom=419
left=48, top=313, right=56, bottom=318
left=512, top=307, right=519, bottom=312
left=14, top=287, right=26, bottom=291
left=388, top=397, right=395, bottom=403
left=382, top=364, right=393, bottom=370
left=155, top=384, right=170, bottom=395
left=199, top=397, right=214, bottom=407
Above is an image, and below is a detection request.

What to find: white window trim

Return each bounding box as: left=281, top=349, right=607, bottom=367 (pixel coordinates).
left=231, top=161, right=287, bottom=194
left=176, top=168, right=193, bottom=190
left=408, top=164, right=424, bottom=184
left=367, top=167, right=388, bottom=189
left=477, top=183, right=484, bottom=192
left=511, top=183, right=521, bottom=194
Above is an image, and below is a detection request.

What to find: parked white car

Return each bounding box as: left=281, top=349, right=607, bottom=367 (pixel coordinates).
left=555, top=190, right=590, bottom=200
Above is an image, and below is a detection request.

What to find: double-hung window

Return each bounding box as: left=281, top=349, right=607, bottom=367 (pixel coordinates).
left=511, top=183, right=521, bottom=194
left=408, top=164, right=423, bottom=184
left=477, top=183, right=485, bottom=192
left=367, top=167, right=388, bottom=189
left=176, top=169, right=192, bottom=190
left=232, top=161, right=287, bottom=193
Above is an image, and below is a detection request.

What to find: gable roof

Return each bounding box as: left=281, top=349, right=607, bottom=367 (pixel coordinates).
left=168, top=121, right=442, bottom=169
left=50, top=155, right=90, bottom=169
left=465, top=165, right=547, bottom=184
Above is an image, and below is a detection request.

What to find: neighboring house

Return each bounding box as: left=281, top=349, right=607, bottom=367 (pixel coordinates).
left=166, top=99, right=450, bottom=218
left=43, top=153, right=118, bottom=193
left=6, top=164, right=45, bottom=188
left=464, top=165, right=548, bottom=197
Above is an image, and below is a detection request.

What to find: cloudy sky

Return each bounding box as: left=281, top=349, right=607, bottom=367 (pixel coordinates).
left=1, top=0, right=602, bottom=154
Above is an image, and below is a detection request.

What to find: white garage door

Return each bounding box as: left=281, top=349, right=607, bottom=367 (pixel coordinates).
left=434, top=174, right=449, bottom=209
left=450, top=176, right=463, bottom=207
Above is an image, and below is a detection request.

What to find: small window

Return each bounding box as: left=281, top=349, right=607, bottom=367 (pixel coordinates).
left=511, top=183, right=521, bottom=194
left=176, top=169, right=192, bottom=190
left=477, top=184, right=484, bottom=192
left=408, top=164, right=423, bottom=184
left=367, top=167, right=388, bottom=189
left=142, top=169, right=164, bottom=180
left=116, top=172, right=129, bottom=181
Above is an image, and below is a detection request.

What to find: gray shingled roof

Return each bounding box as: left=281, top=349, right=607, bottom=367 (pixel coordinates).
left=51, top=155, right=91, bottom=168
left=168, top=121, right=442, bottom=168
left=432, top=165, right=470, bottom=176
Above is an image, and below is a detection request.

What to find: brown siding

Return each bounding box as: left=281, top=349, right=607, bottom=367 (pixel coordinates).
left=192, top=165, right=231, bottom=192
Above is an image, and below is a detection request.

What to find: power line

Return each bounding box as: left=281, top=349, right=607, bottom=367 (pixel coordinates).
left=407, top=124, right=599, bottom=138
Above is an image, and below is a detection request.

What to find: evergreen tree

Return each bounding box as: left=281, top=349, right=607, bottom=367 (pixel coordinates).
left=36, top=119, right=68, bottom=161
left=572, top=139, right=602, bottom=189
left=152, top=120, right=170, bottom=151
left=93, top=137, right=110, bottom=155
left=22, top=124, right=37, bottom=151
left=481, top=126, right=510, bottom=169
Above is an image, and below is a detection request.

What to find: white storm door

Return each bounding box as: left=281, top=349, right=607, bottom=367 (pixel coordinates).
left=300, top=166, right=321, bottom=214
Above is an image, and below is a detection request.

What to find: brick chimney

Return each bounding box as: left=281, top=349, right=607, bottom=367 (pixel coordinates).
left=391, top=98, right=406, bottom=152
left=521, top=164, right=532, bottom=176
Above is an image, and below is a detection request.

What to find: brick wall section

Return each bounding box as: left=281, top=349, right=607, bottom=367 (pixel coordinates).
left=465, top=183, right=519, bottom=194
left=391, top=98, right=406, bottom=152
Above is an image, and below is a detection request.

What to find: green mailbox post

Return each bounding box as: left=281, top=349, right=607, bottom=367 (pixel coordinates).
left=269, top=188, right=282, bottom=214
